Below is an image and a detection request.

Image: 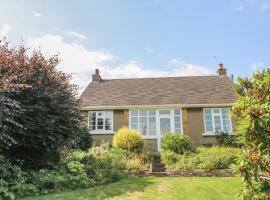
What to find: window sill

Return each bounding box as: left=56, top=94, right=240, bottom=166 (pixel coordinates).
left=90, top=131, right=114, bottom=135
left=202, top=132, right=234, bottom=136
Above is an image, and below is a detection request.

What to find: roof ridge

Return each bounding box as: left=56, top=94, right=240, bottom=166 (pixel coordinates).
left=101, top=75, right=224, bottom=81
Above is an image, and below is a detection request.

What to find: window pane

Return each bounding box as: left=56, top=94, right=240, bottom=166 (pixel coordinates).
left=139, top=117, right=147, bottom=129
left=224, top=125, right=232, bottom=132
left=206, top=125, right=213, bottom=132
left=174, top=109, right=180, bottom=115
left=214, top=116, right=222, bottom=131
left=130, top=110, right=138, bottom=116
left=213, top=109, right=220, bottom=114
left=97, top=118, right=103, bottom=129
left=175, top=122, right=181, bottom=129
left=160, top=118, right=171, bottom=135
left=204, top=115, right=212, bottom=121
left=139, top=110, right=147, bottom=116
left=148, top=110, right=156, bottom=116
left=89, top=112, right=96, bottom=131
left=97, top=112, right=104, bottom=117
left=105, top=112, right=112, bottom=130
left=223, top=119, right=231, bottom=126
left=159, top=110, right=171, bottom=115
left=149, top=117, right=156, bottom=129
left=174, top=116, right=180, bottom=124
left=149, top=129, right=156, bottom=136
left=130, top=123, right=138, bottom=130
left=131, top=117, right=138, bottom=124
left=139, top=129, right=147, bottom=136
left=222, top=108, right=229, bottom=115
left=204, top=109, right=211, bottom=115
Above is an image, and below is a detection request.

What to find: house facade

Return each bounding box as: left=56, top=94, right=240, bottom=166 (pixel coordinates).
left=79, top=64, right=236, bottom=151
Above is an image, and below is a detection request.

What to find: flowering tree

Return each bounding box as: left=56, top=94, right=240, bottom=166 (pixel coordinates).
left=233, top=69, right=270, bottom=199
left=0, top=40, right=81, bottom=167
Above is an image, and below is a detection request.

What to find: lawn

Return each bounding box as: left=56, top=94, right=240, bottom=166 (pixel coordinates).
left=22, top=177, right=241, bottom=200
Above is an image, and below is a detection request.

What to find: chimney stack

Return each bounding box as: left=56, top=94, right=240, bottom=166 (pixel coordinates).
left=92, top=68, right=102, bottom=82
left=217, top=63, right=227, bottom=76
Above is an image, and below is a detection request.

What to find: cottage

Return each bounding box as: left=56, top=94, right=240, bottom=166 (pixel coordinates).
left=79, top=64, right=236, bottom=151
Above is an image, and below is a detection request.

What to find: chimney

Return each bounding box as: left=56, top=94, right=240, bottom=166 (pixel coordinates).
left=92, top=68, right=102, bottom=82
left=216, top=63, right=227, bottom=76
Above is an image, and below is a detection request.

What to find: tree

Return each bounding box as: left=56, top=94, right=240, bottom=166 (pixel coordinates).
left=233, top=69, right=270, bottom=199
left=0, top=40, right=31, bottom=148
left=0, top=40, right=82, bottom=168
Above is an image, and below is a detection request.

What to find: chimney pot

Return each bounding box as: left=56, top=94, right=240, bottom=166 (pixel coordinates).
left=217, top=63, right=227, bottom=76
left=92, top=68, right=102, bottom=82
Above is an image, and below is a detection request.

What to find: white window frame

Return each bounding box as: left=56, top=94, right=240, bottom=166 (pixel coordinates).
left=129, top=108, right=183, bottom=139
left=203, top=108, right=233, bottom=135
left=88, top=111, right=114, bottom=134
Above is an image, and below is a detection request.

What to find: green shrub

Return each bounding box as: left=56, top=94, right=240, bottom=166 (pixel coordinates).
left=71, top=126, right=92, bottom=151
left=0, top=155, right=37, bottom=199
left=161, top=133, right=192, bottom=154
left=113, top=127, right=144, bottom=153
left=161, top=146, right=241, bottom=170
left=216, top=131, right=240, bottom=147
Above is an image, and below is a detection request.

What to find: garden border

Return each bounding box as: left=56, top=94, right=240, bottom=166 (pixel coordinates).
left=123, top=169, right=237, bottom=177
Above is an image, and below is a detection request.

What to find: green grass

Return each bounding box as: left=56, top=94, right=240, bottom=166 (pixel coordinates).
left=22, top=177, right=241, bottom=200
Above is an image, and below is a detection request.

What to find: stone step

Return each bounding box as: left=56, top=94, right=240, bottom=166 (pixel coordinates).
left=151, top=154, right=166, bottom=172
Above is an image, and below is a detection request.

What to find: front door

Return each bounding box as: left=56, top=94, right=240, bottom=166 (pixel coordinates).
left=157, top=116, right=172, bottom=151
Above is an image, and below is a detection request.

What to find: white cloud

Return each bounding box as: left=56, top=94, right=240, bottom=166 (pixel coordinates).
left=168, top=58, right=213, bottom=76
left=26, top=34, right=213, bottom=95
left=250, top=62, right=264, bottom=70
left=32, top=11, right=42, bottom=17
left=65, top=31, right=87, bottom=40
left=260, top=4, right=270, bottom=11
left=0, top=24, right=12, bottom=37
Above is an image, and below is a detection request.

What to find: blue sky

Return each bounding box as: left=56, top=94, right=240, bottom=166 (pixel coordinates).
left=0, top=0, right=269, bottom=93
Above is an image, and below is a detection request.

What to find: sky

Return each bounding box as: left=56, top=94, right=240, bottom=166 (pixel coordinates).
left=0, top=0, right=269, bottom=94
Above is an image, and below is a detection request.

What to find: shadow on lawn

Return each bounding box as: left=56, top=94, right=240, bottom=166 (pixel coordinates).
left=82, top=178, right=154, bottom=200
left=27, top=178, right=155, bottom=200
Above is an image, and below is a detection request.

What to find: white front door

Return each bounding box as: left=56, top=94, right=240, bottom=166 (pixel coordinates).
left=157, top=115, right=173, bottom=151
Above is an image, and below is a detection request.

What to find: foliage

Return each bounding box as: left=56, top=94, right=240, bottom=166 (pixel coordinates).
left=70, top=126, right=92, bottom=151
left=232, top=69, right=270, bottom=199
left=0, top=155, right=37, bottom=200
left=0, top=40, right=81, bottom=168
left=161, top=146, right=240, bottom=170
left=113, top=127, right=144, bottom=153
left=216, top=131, right=240, bottom=147
left=161, top=133, right=192, bottom=154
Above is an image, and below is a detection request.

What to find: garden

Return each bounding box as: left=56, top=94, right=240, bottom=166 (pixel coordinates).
left=0, top=40, right=269, bottom=200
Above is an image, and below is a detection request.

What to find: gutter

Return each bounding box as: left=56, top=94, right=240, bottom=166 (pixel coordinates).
left=79, top=103, right=235, bottom=110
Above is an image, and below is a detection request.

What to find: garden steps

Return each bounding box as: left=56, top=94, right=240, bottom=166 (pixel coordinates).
left=150, top=154, right=166, bottom=173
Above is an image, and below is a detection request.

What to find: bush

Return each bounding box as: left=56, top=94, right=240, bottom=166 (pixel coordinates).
left=70, top=126, right=92, bottom=151
left=0, top=155, right=37, bottom=200
left=161, top=133, right=192, bottom=154
left=216, top=131, right=240, bottom=147
left=113, top=127, right=144, bottom=153
left=161, top=146, right=241, bottom=170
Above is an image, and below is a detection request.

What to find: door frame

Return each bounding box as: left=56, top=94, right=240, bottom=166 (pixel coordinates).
left=157, top=111, right=175, bottom=151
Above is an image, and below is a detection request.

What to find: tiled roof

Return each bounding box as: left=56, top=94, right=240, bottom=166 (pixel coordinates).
left=79, top=75, right=236, bottom=108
